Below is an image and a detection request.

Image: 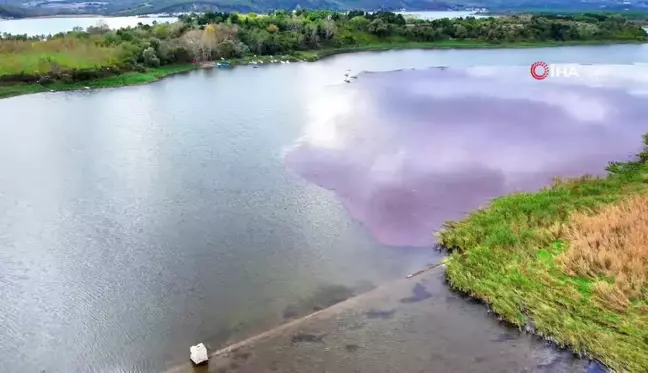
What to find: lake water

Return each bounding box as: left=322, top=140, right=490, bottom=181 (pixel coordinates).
left=1, top=44, right=648, bottom=372
left=400, top=10, right=488, bottom=19
left=0, top=16, right=175, bottom=36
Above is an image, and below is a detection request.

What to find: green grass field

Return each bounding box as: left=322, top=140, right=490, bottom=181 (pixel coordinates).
left=0, top=38, right=120, bottom=76
left=438, top=138, right=648, bottom=372
left=0, top=49, right=119, bottom=75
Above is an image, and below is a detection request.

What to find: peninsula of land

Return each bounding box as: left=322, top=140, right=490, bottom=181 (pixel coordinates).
left=1, top=10, right=646, bottom=98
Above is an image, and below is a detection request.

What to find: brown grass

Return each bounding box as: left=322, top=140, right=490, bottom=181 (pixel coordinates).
left=557, top=193, right=648, bottom=307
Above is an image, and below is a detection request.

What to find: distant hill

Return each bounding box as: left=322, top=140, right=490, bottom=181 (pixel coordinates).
left=1, top=5, right=34, bottom=18
left=2, top=0, right=648, bottom=18
left=109, top=0, right=466, bottom=15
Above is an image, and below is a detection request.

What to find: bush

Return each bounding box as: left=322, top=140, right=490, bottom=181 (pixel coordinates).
left=170, top=46, right=193, bottom=63
left=133, top=64, right=147, bottom=72
left=37, top=75, right=54, bottom=84
left=0, top=72, right=39, bottom=83
left=142, top=47, right=160, bottom=67
left=216, top=39, right=243, bottom=58
left=70, top=68, right=114, bottom=81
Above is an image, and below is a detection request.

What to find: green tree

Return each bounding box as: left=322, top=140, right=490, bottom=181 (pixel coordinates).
left=103, top=32, right=120, bottom=45
left=348, top=16, right=370, bottom=31
left=216, top=39, right=245, bottom=58
left=321, top=19, right=336, bottom=40
left=368, top=19, right=389, bottom=37
left=142, top=47, right=160, bottom=67
left=153, top=24, right=171, bottom=39
left=455, top=24, right=468, bottom=38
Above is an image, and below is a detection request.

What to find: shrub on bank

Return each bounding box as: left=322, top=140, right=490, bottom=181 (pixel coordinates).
left=0, top=64, right=128, bottom=85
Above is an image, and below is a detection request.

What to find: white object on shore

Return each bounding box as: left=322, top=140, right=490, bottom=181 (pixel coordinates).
left=190, top=343, right=209, bottom=365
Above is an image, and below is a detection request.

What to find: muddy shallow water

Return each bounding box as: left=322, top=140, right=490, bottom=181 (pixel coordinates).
left=169, top=268, right=609, bottom=373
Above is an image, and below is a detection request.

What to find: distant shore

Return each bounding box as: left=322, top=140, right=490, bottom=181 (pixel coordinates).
left=300, top=38, right=647, bottom=59
left=24, top=14, right=177, bottom=19
left=0, top=14, right=109, bottom=20
left=26, top=14, right=111, bottom=19
left=0, top=39, right=646, bottom=100
left=0, top=13, right=177, bottom=20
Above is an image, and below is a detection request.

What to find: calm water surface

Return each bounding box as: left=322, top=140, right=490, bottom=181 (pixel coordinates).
left=400, top=10, right=488, bottom=19
left=1, top=44, right=648, bottom=372
left=0, top=16, right=175, bottom=36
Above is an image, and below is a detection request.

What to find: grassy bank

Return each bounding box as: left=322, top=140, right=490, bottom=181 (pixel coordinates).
left=0, top=64, right=197, bottom=99
left=438, top=135, right=648, bottom=372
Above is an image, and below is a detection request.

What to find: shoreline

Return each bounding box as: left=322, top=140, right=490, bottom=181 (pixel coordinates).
left=22, top=14, right=177, bottom=19
left=17, top=14, right=115, bottom=19
left=301, top=38, right=647, bottom=59
left=0, top=64, right=198, bottom=99
left=1, top=39, right=645, bottom=100
left=0, top=14, right=176, bottom=20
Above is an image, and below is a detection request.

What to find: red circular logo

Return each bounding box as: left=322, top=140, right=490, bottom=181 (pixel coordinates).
left=530, top=61, right=549, bottom=80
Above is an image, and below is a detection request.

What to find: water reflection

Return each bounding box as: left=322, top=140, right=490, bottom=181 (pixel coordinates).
left=285, top=66, right=648, bottom=247
left=0, top=16, right=174, bottom=36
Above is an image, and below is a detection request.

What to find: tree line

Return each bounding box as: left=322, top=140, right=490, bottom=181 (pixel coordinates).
left=0, top=10, right=646, bottom=84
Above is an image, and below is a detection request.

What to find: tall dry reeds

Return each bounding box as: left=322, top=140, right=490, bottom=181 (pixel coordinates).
left=557, top=193, right=648, bottom=308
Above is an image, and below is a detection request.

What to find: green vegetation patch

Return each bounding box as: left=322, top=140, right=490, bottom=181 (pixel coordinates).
left=0, top=64, right=196, bottom=99
left=0, top=39, right=120, bottom=76
left=438, top=137, right=648, bottom=372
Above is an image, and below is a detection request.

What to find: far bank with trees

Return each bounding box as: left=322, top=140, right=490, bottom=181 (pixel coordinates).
left=1, top=10, right=647, bottom=98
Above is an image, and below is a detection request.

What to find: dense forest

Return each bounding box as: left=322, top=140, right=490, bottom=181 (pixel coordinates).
left=0, top=10, right=646, bottom=86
